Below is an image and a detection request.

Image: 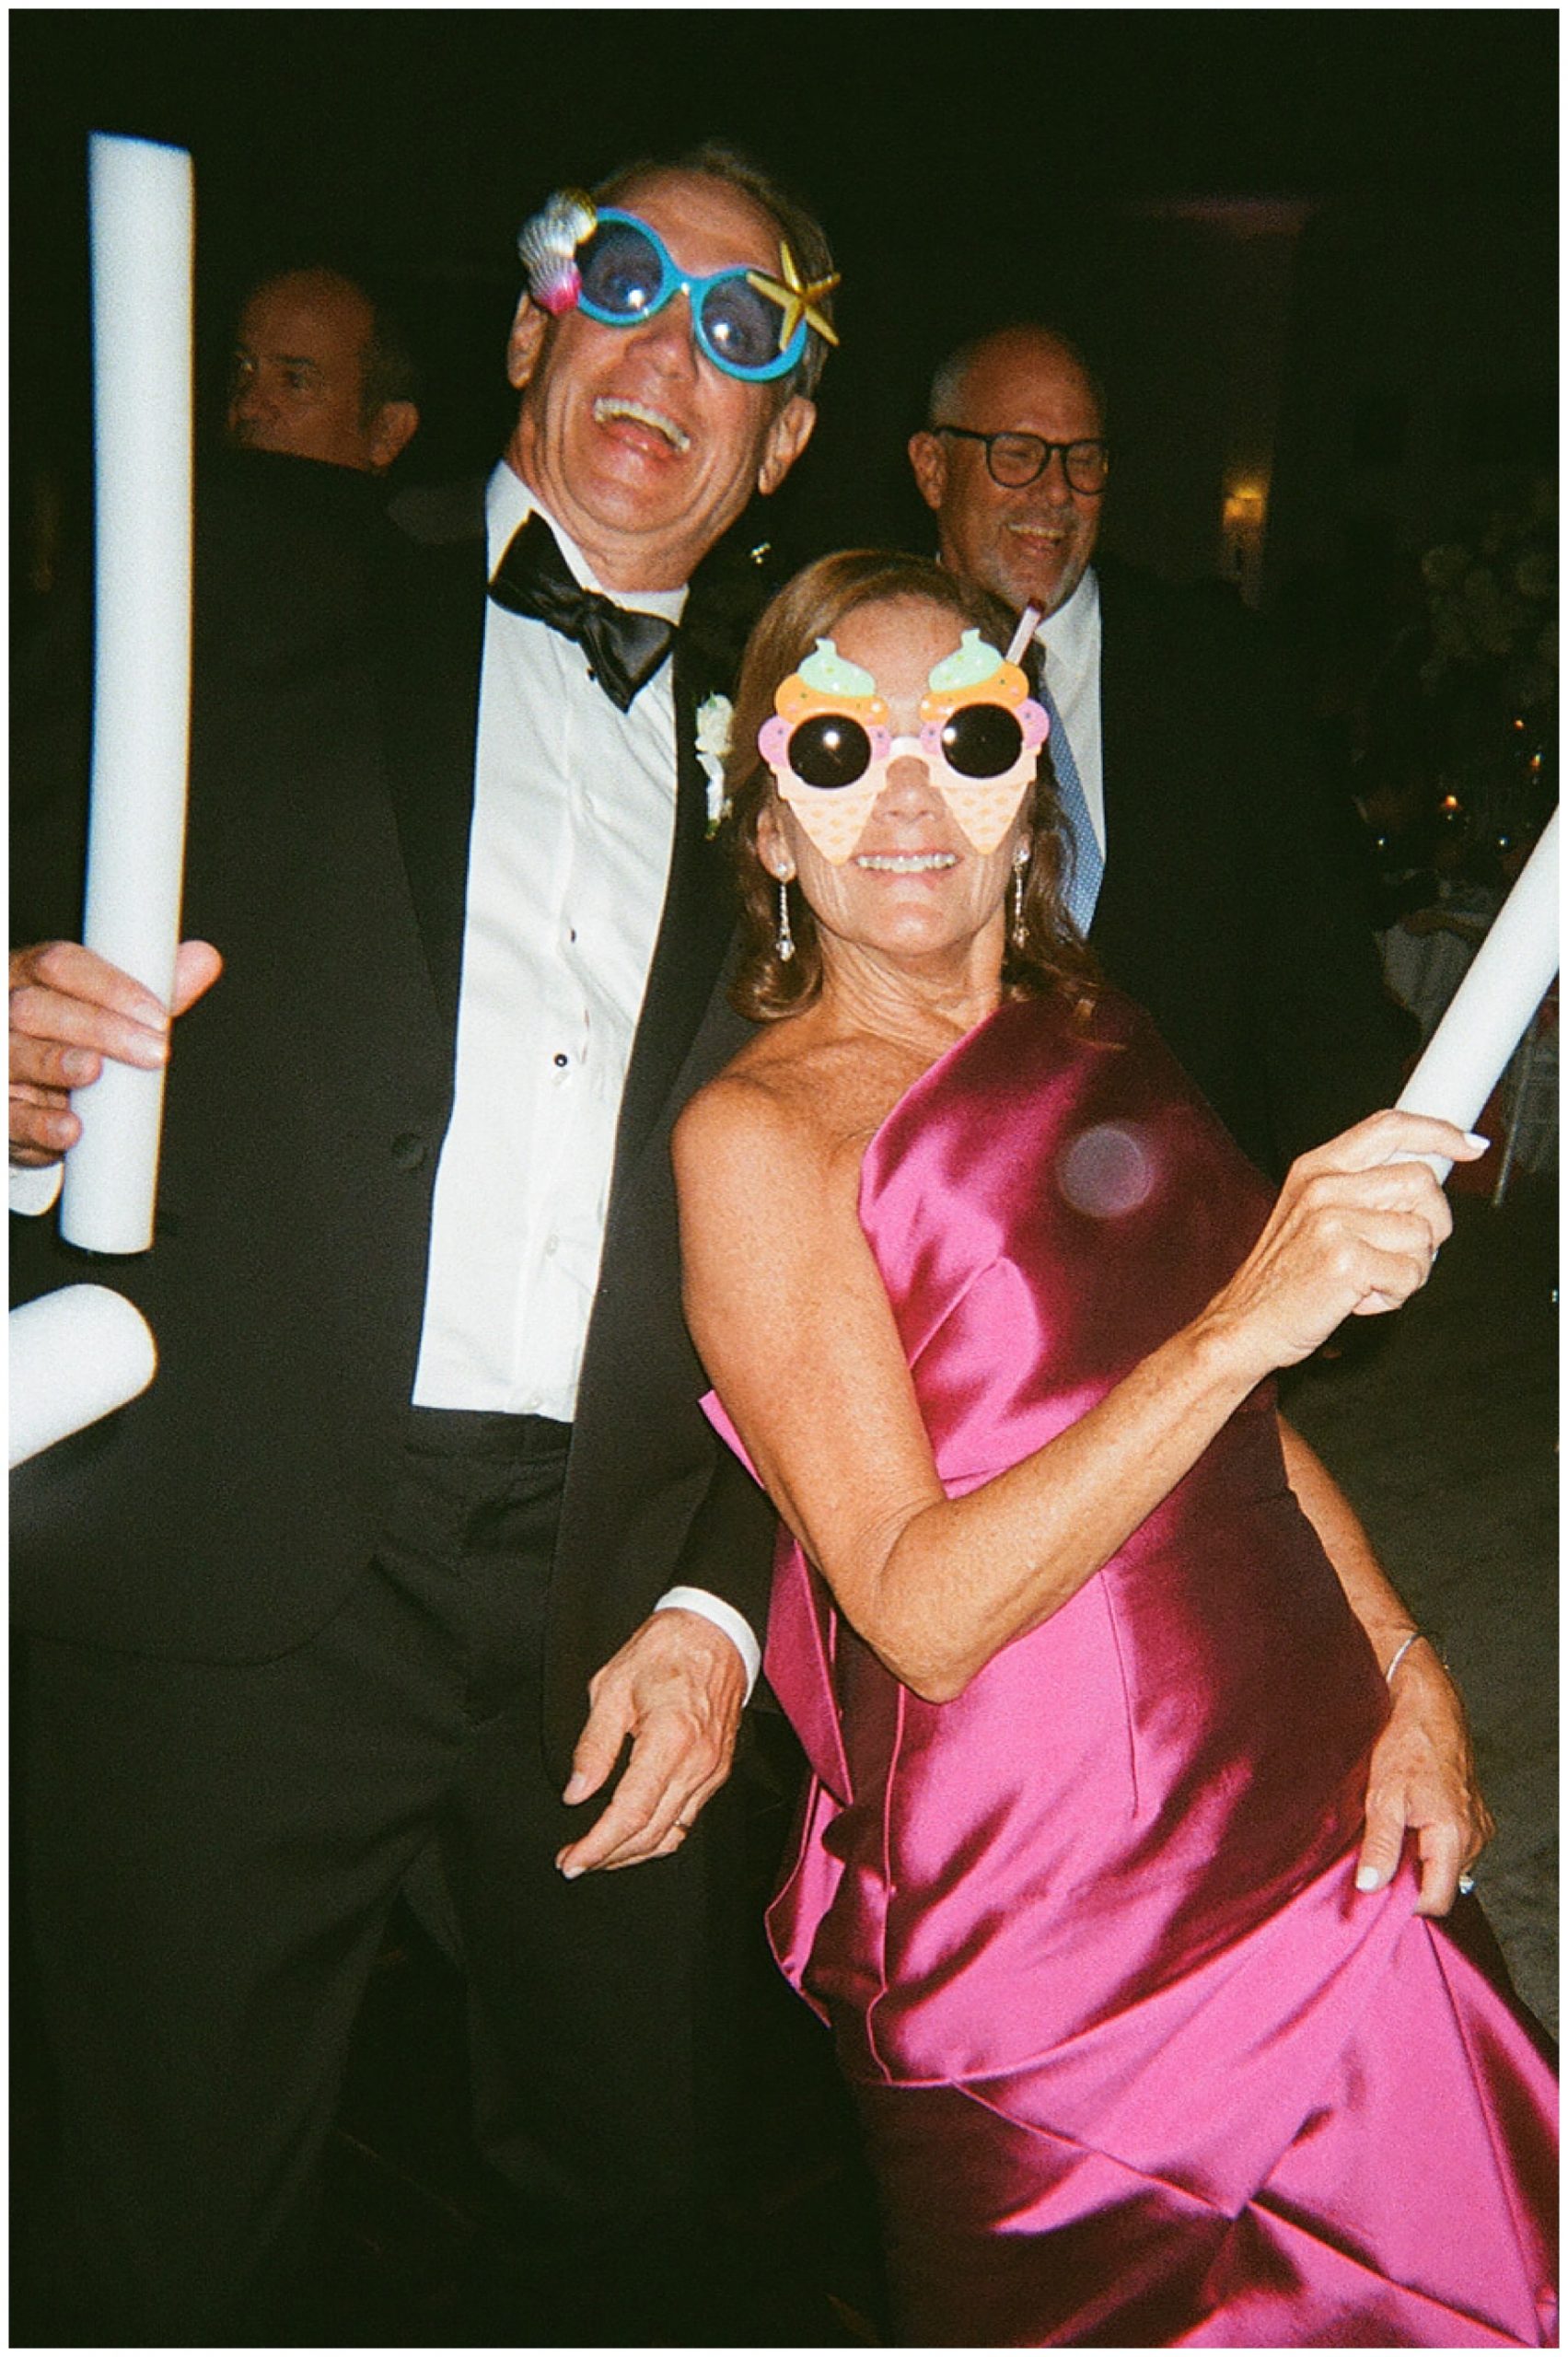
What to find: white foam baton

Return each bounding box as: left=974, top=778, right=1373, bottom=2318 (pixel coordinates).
left=59, top=131, right=195, bottom=1256
left=1394, top=807, right=1558, bottom=1182
left=8, top=1286, right=157, bottom=1469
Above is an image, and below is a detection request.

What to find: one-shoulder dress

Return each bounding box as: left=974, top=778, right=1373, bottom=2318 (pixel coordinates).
left=706, top=992, right=1555, bottom=2347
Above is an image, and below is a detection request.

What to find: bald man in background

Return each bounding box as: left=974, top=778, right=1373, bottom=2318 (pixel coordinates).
left=911, top=323, right=1411, bottom=1180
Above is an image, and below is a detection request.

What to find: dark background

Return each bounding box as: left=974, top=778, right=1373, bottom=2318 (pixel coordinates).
left=7, top=18, right=1558, bottom=2338
left=11, top=8, right=1558, bottom=598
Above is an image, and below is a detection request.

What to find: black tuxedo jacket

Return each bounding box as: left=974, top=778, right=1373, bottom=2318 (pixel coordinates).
left=12, top=457, right=776, bottom=1773
left=1084, top=561, right=1411, bottom=1178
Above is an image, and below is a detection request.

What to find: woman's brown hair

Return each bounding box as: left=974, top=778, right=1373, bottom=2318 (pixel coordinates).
left=724, top=551, right=1100, bottom=1022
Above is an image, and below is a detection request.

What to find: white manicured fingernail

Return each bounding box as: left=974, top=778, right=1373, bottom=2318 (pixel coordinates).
left=1464, top=1133, right=1491, bottom=1151
left=1354, top=1865, right=1382, bottom=1892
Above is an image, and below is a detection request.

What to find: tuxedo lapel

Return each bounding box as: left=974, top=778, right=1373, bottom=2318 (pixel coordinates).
left=373, top=495, right=489, bottom=1038
left=1084, top=565, right=1156, bottom=958
left=1084, top=564, right=1224, bottom=1019
left=607, top=641, right=738, bottom=1191
left=603, top=547, right=780, bottom=1188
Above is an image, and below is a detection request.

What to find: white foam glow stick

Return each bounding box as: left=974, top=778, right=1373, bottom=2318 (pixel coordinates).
left=1005, top=604, right=1043, bottom=667
left=59, top=133, right=194, bottom=1256
left=1395, top=807, right=1558, bottom=1182
left=9, top=1285, right=157, bottom=1468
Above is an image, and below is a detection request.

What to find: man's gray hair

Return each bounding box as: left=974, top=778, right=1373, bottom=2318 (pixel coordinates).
left=926, top=324, right=1107, bottom=432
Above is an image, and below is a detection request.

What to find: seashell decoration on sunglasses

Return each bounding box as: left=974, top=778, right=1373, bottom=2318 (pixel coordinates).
left=517, top=188, right=598, bottom=317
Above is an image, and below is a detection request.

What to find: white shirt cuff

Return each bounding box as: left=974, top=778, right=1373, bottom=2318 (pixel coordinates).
left=10, top=1161, right=64, bottom=1217
left=654, top=1585, right=761, bottom=1703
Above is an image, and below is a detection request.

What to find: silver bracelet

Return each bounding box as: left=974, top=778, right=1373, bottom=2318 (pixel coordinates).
left=1384, top=1630, right=1428, bottom=1684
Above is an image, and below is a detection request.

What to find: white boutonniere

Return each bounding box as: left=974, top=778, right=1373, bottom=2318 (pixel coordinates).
left=695, top=693, right=735, bottom=834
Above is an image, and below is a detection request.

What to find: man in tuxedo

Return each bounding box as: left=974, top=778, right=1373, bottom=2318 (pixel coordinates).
left=909, top=322, right=1413, bottom=1179
left=11, top=146, right=829, bottom=2342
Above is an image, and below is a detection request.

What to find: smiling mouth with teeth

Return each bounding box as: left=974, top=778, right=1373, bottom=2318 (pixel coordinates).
left=854, top=853, right=959, bottom=873
left=593, top=397, right=691, bottom=453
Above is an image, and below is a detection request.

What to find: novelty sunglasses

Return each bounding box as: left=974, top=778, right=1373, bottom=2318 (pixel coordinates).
left=576, top=210, right=807, bottom=382
left=778, top=698, right=1039, bottom=794
left=759, top=632, right=1051, bottom=860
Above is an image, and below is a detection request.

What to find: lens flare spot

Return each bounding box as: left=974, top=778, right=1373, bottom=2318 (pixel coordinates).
left=1057, top=1122, right=1157, bottom=1218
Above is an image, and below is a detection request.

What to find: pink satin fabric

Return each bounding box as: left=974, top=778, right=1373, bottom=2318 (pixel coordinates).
left=704, top=993, right=1556, bottom=2346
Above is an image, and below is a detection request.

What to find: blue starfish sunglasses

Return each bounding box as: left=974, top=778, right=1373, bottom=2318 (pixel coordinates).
left=575, top=210, right=808, bottom=383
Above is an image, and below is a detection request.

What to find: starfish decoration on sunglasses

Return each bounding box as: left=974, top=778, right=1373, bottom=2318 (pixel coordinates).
left=745, top=240, right=841, bottom=350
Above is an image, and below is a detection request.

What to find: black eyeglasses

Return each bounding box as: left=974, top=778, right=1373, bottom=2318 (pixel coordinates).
left=934, top=426, right=1109, bottom=494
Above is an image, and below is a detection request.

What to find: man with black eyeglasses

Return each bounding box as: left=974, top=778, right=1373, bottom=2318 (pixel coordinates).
left=911, top=322, right=1412, bottom=1179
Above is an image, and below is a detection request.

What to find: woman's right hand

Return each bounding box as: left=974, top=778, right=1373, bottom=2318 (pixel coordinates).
left=1203, top=1110, right=1484, bottom=1380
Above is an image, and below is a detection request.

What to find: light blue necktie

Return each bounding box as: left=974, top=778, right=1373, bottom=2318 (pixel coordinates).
left=1040, top=678, right=1104, bottom=937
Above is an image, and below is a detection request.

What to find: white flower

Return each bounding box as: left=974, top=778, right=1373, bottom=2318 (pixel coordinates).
left=695, top=693, right=735, bottom=832
left=695, top=692, right=734, bottom=760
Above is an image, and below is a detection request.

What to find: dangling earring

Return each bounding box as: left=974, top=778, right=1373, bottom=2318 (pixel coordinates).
left=1010, top=842, right=1030, bottom=949
left=775, top=872, right=796, bottom=964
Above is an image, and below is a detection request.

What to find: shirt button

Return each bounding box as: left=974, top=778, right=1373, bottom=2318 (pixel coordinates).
left=390, top=1132, right=427, bottom=1171
left=544, top=1236, right=559, bottom=1257
left=552, top=1051, right=569, bottom=1069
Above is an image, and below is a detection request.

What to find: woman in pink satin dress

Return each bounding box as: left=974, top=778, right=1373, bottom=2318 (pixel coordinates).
left=675, top=553, right=1556, bottom=2348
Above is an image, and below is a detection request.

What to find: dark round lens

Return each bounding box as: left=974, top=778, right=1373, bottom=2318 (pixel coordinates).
left=1066, top=440, right=1109, bottom=493
left=700, top=280, right=783, bottom=372
left=940, top=703, right=1024, bottom=779
left=579, top=223, right=663, bottom=318
left=788, top=714, right=872, bottom=790
left=989, top=435, right=1046, bottom=487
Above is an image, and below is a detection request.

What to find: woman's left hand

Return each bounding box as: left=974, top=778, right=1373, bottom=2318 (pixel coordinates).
left=1354, top=1642, right=1494, bottom=1915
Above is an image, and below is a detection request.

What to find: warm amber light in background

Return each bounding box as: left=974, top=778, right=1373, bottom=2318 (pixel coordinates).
left=1220, top=478, right=1269, bottom=606
left=1223, top=482, right=1267, bottom=530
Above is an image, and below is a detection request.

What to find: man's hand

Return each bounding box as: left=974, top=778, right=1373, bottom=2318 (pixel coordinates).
left=556, top=1608, right=747, bottom=1878
left=10, top=938, right=223, bottom=1166
left=1354, top=1642, right=1493, bottom=1915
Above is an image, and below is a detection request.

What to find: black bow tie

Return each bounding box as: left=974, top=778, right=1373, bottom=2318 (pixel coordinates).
left=488, top=513, right=677, bottom=713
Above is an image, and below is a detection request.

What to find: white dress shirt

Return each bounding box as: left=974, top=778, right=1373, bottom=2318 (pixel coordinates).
left=1034, top=568, right=1107, bottom=856
left=412, top=463, right=684, bottom=1421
